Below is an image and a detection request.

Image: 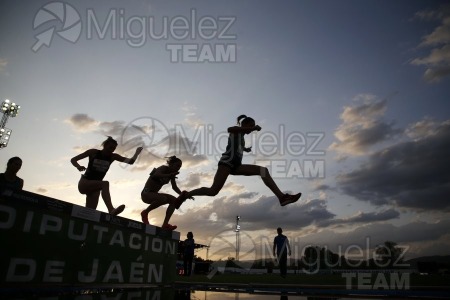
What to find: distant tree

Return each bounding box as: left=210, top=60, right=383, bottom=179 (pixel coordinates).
left=375, top=241, right=404, bottom=268
left=225, top=256, right=241, bottom=269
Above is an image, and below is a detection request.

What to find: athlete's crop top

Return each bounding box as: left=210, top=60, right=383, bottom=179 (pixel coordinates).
left=149, top=168, right=170, bottom=185
left=83, top=150, right=114, bottom=180
left=219, top=133, right=245, bottom=167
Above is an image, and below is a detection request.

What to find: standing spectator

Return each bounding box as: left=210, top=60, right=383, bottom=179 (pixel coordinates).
left=273, top=227, right=291, bottom=278
left=0, top=157, right=24, bottom=192
left=183, top=232, right=195, bottom=276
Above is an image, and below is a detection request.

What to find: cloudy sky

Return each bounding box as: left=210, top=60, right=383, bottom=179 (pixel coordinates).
left=1, top=0, right=449, bottom=262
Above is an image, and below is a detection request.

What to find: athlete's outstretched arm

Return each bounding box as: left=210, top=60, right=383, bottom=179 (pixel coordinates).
left=170, top=178, right=182, bottom=195
left=113, top=146, right=143, bottom=164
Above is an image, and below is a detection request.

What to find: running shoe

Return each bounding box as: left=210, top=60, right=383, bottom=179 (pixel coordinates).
left=280, top=193, right=301, bottom=206
left=110, top=204, right=125, bottom=216
left=162, top=224, right=177, bottom=231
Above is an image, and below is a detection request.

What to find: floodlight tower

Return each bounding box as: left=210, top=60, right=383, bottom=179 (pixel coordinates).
left=0, top=99, right=21, bottom=149
left=235, top=215, right=241, bottom=261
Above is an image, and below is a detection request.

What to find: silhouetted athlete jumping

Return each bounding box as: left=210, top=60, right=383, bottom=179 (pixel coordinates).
left=176, top=115, right=301, bottom=208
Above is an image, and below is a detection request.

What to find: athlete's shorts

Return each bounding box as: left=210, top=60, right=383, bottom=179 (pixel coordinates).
left=218, top=156, right=242, bottom=170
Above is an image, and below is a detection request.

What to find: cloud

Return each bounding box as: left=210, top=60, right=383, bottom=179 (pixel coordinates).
left=65, top=114, right=99, bottom=132
left=412, top=45, right=450, bottom=64
left=227, top=192, right=259, bottom=202
left=337, top=119, right=450, bottom=210
left=0, top=58, right=7, bottom=72
left=177, top=172, right=211, bottom=190
left=411, top=45, right=450, bottom=83
left=423, top=65, right=450, bottom=83
left=299, top=219, right=450, bottom=259
left=175, top=173, right=246, bottom=194
left=317, top=209, right=400, bottom=227
left=65, top=114, right=209, bottom=170
left=174, top=196, right=336, bottom=237
left=329, top=95, right=399, bottom=159
left=314, top=184, right=335, bottom=192
left=164, top=132, right=210, bottom=167
left=405, top=117, right=439, bottom=140
left=222, top=181, right=246, bottom=194
left=36, top=187, right=47, bottom=194
left=172, top=199, right=449, bottom=259
left=419, top=17, right=450, bottom=47
left=143, top=196, right=335, bottom=251
left=413, top=9, right=443, bottom=22
left=98, top=120, right=128, bottom=137
left=182, top=102, right=204, bottom=127
left=412, top=6, right=450, bottom=82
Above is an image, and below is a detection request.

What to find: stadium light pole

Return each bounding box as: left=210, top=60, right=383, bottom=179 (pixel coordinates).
left=1, top=99, right=21, bottom=149
left=235, top=215, right=240, bottom=261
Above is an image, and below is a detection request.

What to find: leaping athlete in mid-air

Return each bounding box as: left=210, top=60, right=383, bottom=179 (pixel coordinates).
left=175, top=115, right=301, bottom=208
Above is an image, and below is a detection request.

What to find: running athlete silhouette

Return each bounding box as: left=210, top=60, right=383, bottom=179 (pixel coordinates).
left=176, top=115, right=301, bottom=208
left=71, top=136, right=142, bottom=216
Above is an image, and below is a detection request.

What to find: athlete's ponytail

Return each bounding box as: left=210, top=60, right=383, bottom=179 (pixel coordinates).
left=237, top=115, right=255, bottom=127
left=237, top=115, right=247, bottom=125
left=101, top=136, right=118, bottom=147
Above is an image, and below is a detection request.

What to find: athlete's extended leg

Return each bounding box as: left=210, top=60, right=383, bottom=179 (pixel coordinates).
left=175, top=165, right=231, bottom=209
left=232, top=164, right=285, bottom=199
left=232, top=164, right=301, bottom=205
left=188, top=165, right=231, bottom=197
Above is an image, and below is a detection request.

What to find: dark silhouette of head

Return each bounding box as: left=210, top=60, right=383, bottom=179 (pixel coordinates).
left=101, top=136, right=118, bottom=153
left=187, top=231, right=194, bottom=239
left=6, top=156, right=22, bottom=173
left=166, top=156, right=182, bottom=170
left=277, top=227, right=283, bottom=235
left=237, top=115, right=255, bottom=134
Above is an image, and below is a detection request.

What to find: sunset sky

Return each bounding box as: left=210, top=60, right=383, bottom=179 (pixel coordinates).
left=1, top=0, right=449, bottom=262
